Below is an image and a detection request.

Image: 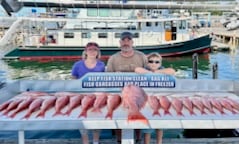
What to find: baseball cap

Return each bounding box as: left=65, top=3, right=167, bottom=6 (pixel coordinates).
left=120, top=32, right=133, bottom=40
left=85, top=42, right=99, bottom=49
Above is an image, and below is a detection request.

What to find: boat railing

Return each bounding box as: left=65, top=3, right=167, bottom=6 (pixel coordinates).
left=0, top=18, right=25, bottom=59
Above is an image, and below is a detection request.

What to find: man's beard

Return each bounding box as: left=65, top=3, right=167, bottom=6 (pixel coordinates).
left=121, top=45, right=132, bottom=52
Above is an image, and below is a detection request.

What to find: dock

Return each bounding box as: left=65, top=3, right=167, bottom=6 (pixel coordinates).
left=199, top=27, right=239, bottom=51
left=1, top=138, right=239, bottom=144
left=211, top=41, right=230, bottom=51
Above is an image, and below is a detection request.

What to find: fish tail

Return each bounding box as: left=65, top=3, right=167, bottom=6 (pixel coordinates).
left=52, top=111, right=63, bottom=117
left=128, top=111, right=149, bottom=125
left=9, top=112, right=17, bottom=118
left=153, top=110, right=160, bottom=116
left=36, top=111, right=45, bottom=118
left=189, top=110, right=196, bottom=115
left=211, top=109, right=216, bottom=114
left=232, top=110, right=237, bottom=114
left=78, top=110, right=87, bottom=118
left=22, top=112, right=31, bottom=119
left=105, top=111, right=113, bottom=119
left=164, top=110, right=171, bottom=115
left=2, top=110, right=9, bottom=116
left=64, top=109, right=73, bottom=116
left=220, top=110, right=225, bottom=115
left=177, top=111, right=184, bottom=116
left=201, top=110, right=207, bottom=115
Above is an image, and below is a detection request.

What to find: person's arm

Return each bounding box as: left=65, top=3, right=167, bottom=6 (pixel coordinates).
left=154, top=68, right=176, bottom=75
left=106, top=56, right=114, bottom=72
left=71, top=75, right=77, bottom=79
left=71, top=62, right=79, bottom=79
left=135, top=67, right=152, bottom=74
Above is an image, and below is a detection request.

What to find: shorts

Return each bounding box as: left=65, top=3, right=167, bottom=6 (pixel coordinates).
left=79, top=129, right=101, bottom=135
left=141, top=129, right=155, bottom=134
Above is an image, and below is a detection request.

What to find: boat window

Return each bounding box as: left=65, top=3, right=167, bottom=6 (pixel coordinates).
left=164, top=21, right=172, bottom=30
left=133, top=33, right=139, bottom=38
left=146, top=22, right=152, bottom=27
left=87, top=8, right=98, bottom=17
left=99, top=9, right=109, bottom=17
left=121, top=10, right=133, bottom=17
left=82, top=33, right=91, bottom=39
left=115, top=33, right=121, bottom=38
left=98, top=33, right=108, bottom=38
left=155, top=22, right=159, bottom=26
left=64, top=33, right=74, bottom=38
left=110, top=9, right=121, bottom=17
left=179, top=20, right=187, bottom=30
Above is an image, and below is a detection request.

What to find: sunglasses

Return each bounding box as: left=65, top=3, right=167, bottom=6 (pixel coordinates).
left=86, top=42, right=99, bottom=48
left=148, top=60, right=161, bottom=64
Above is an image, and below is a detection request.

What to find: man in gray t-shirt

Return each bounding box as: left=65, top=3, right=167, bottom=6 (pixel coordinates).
left=106, top=31, right=147, bottom=72
left=106, top=31, right=147, bottom=143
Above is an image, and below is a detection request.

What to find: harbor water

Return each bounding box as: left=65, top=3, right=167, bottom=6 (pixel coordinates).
left=0, top=50, right=239, bottom=81
left=0, top=47, right=239, bottom=141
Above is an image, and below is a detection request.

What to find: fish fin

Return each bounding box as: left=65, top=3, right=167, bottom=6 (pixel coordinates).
left=128, top=111, right=149, bottom=125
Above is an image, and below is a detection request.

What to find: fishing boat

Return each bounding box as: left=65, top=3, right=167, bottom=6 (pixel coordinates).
left=1, top=8, right=212, bottom=61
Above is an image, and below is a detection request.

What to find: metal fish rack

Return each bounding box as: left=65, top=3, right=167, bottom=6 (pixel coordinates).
left=0, top=73, right=239, bottom=144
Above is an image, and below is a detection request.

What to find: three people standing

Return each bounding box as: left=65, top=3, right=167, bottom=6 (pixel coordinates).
left=72, top=32, right=175, bottom=144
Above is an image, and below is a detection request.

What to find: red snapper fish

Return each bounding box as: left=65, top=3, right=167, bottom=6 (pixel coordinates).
left=2, top=99, right=23, bottom=115
left=79, top=94, right=96, bottom=118
left=0, top=99, right=14, bottom=112
left=105, top=94, right=122, bottom=119
left=36, top=96, right=57, bottom=118
left=9, top=98, right=34, bottom=118
left=201, top=97, right=215, bottom=114
left=171, top=97, right=183, bottom=116
left=52, top=95, right=70, bottom=116
left=91, top=92, right=108, bottom=113
left=158, top=96, right=171, bottom=115
left=181, top=97, right=195, bottom=115
left=224, top=97, right=239, bottom=112
left=122, top=84, right=148, bottom=125
left=209, top=97, right=225, bottom=114
left=147, top=95, right=161, bottom=116
left=65, top=94, right=84, bottom=116
left=218, top=98, right=237, bottom=114
left=22, top=98, right=44, bottom=119
left=191, top=97, right=206, bottom=115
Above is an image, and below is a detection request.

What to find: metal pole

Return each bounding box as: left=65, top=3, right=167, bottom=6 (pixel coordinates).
left=192, top=53, right=198, bottom=79
left=212, top=62, right=218, bottom=79
left=18, top=131, right=25, bottom=144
